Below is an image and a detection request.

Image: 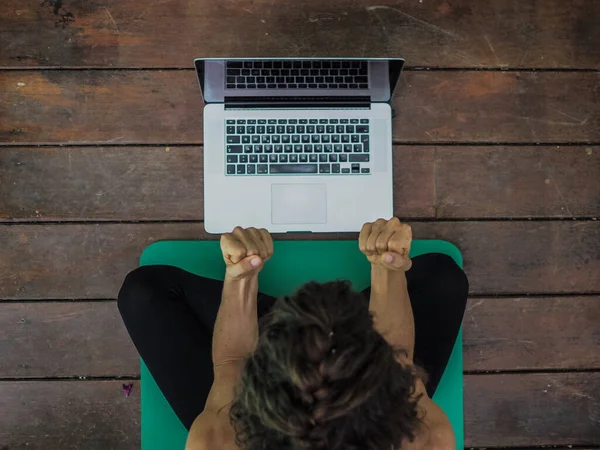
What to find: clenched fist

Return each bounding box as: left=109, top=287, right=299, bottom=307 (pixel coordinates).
left=221, top=227, right=274, bottom=280
left=359, top=218, right=412, bottom=271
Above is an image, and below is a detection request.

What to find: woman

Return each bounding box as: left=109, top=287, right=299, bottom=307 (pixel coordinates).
left=118, top=218, right=468, bottom=449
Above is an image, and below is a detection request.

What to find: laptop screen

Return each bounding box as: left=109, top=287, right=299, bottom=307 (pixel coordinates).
left=194, top=58, right=404, bottom=103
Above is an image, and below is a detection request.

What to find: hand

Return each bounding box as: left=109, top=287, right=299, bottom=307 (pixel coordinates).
left=220, top=227, right=274, bottom=280
left=359, top=218, right=412, bottom=271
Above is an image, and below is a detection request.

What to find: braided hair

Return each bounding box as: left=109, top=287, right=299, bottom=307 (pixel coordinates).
left=229, top=281, right=422, bottom=450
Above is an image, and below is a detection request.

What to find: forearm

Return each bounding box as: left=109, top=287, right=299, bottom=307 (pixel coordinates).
left=212, top=275, right=259, bottom=366
left=369, top=265, right=415, bottom=359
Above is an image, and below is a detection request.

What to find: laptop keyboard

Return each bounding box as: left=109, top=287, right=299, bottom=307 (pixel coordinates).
left=225, top=118, right=371, bottom=176
left=225, top=60, right=369, bottom=90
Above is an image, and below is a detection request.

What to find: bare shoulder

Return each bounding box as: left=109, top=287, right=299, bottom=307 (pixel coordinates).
left=402, top=381, right=456, bottom=450
left=185, top=408, right=239, bottom=450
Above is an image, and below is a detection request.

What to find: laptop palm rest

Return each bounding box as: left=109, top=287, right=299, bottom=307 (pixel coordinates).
left=271, top=184, right=327, bottom=225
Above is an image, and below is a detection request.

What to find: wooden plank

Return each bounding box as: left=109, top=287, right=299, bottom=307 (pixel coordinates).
left=0, top=71, right=203, bottom=145
left=463, top=296, right=600, bottom=371
left=412, top=221, right=600, bottom=295
left=2, top=297, right=598, bottom=378
left=2, top=71, right=599, bottom=145
left=0, top=380, right=139, bottom=450
left=1, top=0, right=599, bottom=68
left=1, top=374, right=597, bottom=449
left=435, top=146, right=600, bottom=218
left=1, top=221, right=598, bottom=300
left=0, top=146, right=204, bottom=222
left=464, top=372, right=600, bottom=447
left=0, top=302, right=139, bottom=378
left=0, top=146, right=433, bottom=221
left=2, top=146, right=598, bottom=222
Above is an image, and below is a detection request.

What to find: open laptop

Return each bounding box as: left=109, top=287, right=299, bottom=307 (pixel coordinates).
left=194, top=58, right=404, bottom=234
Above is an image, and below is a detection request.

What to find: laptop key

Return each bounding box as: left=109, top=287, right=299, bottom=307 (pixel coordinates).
left=227, top=145, right=243, bottom=154
left=247, top=165, right=256, bottom=174
left=294, top=145, right=303, bottom=153
left=334, top=144, right=343, bottom=152
left=270, top=154, right=278, bottom=163
left=249, top=155, right=257, bottom=163
left=329, top=154, right=337, bottom=162
left=319, top=154, right=328, bottom=163
left=361, top=168, right=370, bottom=174
left=227, top=155, right=238, bottom=163
left=274, top=144, right=282, bottom=153
left=332, top=164, right=340, bottom=173
left=242, top=136, right=250, bottom=143
left=356, top=125, right=369, bottom=133
left=351, top=164, right=360, bottom=173
left=340, top=154, right=348, bottom=162
left=300, top=154, right=308, bottom=162
left=270, top=164, right=318, bottom=174
left=264, top=145, right=273, bottom=153
left=319, top=164, right=331, bottom=173
left=227, top=136, right=241, bottom=144
left=279, top=155, right=288, bottom=163
left=227, top=165, right=236, bottom=174
left=257, top=164, right=268, bottom=174
left=344, top=144, right=353, bottom=152
left=260, top=155, right=268, bottom=163
left=304, top=144, right=313, bottom=153
left=309, top=154, right=318, bottom=162
left=350, top=154, right=369, bottom=162
left=254, top=145, right=263, bottom=153
left=342, top=168, right=350, bottom=174
left=290, top=154, right=298, bottom=163
left=361, top=135, right=370, bottom=152
left=237, top=165, right=246, bottom=174
left=354, top=144, right=362, bottom=152
left=240, top=155, right=248, bottom=163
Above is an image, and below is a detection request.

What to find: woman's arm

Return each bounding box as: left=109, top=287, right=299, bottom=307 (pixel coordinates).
left=369, top=265, right=415, bottom=359
left=186, top=227, right=274, bottom=450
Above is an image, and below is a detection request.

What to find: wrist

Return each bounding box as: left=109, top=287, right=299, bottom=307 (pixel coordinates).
left=371, top=264, right=407, bottom=294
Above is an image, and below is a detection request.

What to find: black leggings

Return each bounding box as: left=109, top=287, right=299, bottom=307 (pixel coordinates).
left=118, top=253, right=468, bottom=430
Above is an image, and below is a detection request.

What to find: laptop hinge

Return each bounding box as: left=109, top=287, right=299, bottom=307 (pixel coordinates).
left=224, top=96, right=371, bottom=110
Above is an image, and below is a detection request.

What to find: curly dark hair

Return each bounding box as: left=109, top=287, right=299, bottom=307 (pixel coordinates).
left=229, top=280, right=422, bottom=450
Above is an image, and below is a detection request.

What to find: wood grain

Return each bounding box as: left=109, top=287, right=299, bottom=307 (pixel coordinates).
left=463, top=296, right=600, bottom=371
left=1, top=374, right=597, bottom=449
left=0, top=380, right=140, bottom=450
left=1, top=221, right=598, bottom=300
left=464, top=372, right=600, bottom=447
left=412, top=221, right=600, bottom=295
left=0, top=146, right=433, bottom=222
left=1, top=146, right=598, bottom=222
left=2, top=71, right=599, bottom=145
left=1, top=0, right=599, bottom=68
left=0, top=302, right=139, bottom=378
left=2, top=297, right=598, bottom=378
left=434, top=146, right=600, bottom=218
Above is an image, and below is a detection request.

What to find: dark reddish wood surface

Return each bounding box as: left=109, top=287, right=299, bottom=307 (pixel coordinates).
left=464, top=372, right=600, bottom=447
left=0, top=302, right=139, bottom=378
left=0, top=380, right=140, bottom=450
left=434, top=146, right=600, bottom=218
left=2, top=71, right=599, bottom=145
left=1, top=146, right=598, bottom=222
left=1, top=0, right=599, bottom=68
left=1, top=221, right=598, bottom=301
left=463, top=296, right=600, bottom=371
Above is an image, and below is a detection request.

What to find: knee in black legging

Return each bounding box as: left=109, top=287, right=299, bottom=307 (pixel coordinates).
left=417, top=253, right=469, bottom=307
left=117, top=265, right=167, bottom=321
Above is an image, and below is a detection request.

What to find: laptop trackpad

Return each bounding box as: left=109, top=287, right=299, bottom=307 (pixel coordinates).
left=271, top=184, right=327, bottom=225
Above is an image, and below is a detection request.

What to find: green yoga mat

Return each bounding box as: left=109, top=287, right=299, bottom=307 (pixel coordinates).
left=139, top=240, right=464, bottom=450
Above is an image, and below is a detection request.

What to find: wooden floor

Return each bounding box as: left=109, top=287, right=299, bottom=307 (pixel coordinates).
left=1, top=0, right=599, bottom=448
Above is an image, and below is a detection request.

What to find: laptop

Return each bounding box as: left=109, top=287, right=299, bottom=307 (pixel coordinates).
left=194, top=58, right=404, bottom=234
